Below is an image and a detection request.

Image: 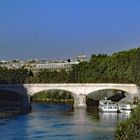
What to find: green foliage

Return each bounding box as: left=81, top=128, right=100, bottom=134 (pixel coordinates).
left=1, top=47, right=140, bottom=85
left=115, top=104, right=140, bottom=140
left=26, top=69, right=69, bottom=83
left=32, top=90, right=73, bottom=101
left=68, top=47, right=140, bottom=85
left=0, top=67, right=30, bottom=84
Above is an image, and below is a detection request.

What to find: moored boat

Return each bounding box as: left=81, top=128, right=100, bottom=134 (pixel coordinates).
left=118, top=103, right=132, bottom=112
left=98, top=98, right=118, bottom=112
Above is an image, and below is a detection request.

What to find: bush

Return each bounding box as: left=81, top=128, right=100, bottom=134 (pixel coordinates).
left=115, top=104, right=140, bottom=140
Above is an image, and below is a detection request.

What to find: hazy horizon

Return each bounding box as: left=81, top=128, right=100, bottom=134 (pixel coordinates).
left=0, top=0, right=140, bottom=60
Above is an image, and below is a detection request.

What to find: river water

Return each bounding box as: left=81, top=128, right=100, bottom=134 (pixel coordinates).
left=0, top=103, right=130, bottom=140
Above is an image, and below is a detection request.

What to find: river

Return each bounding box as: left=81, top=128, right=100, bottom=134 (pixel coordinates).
left=0, top=103, right=130, bottom=140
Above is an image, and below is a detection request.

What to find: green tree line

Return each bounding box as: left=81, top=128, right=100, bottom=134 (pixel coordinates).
left=0, top=67, right=32, bottom=84
left=68, top=47, right=140, bottom=84
left=0, top=47, right=140, bottom=85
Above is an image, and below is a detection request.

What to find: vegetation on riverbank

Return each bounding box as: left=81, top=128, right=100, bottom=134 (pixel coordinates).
left=31, top=90, right=74, bottom=104
left=115, top=103, right=140, bottom=140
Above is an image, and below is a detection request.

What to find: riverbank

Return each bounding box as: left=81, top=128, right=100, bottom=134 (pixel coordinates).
left=31, top=90, right=74, bottom=105
left=115, top=103, right=140, bottom=139
left=32, top=98, right=74, bottom=104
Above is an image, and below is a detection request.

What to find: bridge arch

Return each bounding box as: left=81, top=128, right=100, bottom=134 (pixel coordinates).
left=85, top=85, right=139, bottom=103
left=0, top=89, right=23, bottom=102
left=85, top=87, right=137, bottom=96
left=0, top=87, right=29, bottom=102
left=87, top=88, right=132, bottom=102
left=0, top=89, right=26, bottom=114
left=0, top=85, right=32, bottom=114
left=30, top=89, right=77, bottom=101
left=30, top=89, right=77, bottom=98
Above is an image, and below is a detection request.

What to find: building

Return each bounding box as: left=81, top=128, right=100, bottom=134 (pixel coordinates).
left=76, top=53, right=87, bottom=62
left=32, top=61, right=79, bottom=73
left=0, top=53, right=87, bottom=73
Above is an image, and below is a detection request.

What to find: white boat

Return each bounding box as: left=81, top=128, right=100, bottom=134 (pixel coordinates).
left=118, top=103, right=132, bottom=112
left=98, top=98, right=118, bottom=112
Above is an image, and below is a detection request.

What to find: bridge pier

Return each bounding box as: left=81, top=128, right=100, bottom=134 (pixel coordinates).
left=73, top=94, right=87, bottom=108
left=21, top=95, right=32, bottom=114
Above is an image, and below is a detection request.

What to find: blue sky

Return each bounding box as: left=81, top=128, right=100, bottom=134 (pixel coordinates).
left=0, top=0, right=140, bottom=60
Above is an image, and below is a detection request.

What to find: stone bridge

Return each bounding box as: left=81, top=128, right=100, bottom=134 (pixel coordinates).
left=0, top=83, right=139, bottom=109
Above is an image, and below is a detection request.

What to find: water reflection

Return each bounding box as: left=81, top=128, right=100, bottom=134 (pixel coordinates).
left=0, top=103, right=129, bottom=140
left=100, top=112, right=118, bottom=121
left=99, top=111, right=130, bottom=123
left=118, top=110, right=131, bottom=119
left=71, top=108, right=93, bottom=140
